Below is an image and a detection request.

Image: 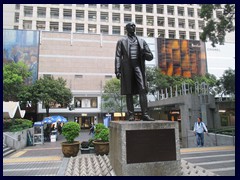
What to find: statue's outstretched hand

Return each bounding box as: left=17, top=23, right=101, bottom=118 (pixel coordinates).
left=116, top=72, right=121, bottom=79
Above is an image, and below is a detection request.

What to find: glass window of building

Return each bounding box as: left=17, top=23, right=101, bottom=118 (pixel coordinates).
left=63, top=9, right=72, bottom=19
left=14, top=26, right=19, bottom=30
left=167, top=5, right=174, bottom=15
left=112, top=26, right=120, bottom=35
left=178, top=19, right=185, bottom=28
left=100, top=4, right=108, bottom=9
left=157, top=5, right=164, bottom=14
left=147, top=16, right=154, bottom=26
left=101, top=25, right=109, bottom=34
left=197, top=9, right=201, bottom=18
left=37, top=7, right=46, bottom=18
left=124, top=14, right=132, bottom=23
left=146, top=4, right=153, bottom=13
left=136, top=28, right=143, bottom=36
left=76, top=4, right=85, bottom=7
left=124, top=4, right=131, bottom=11
left=188, top=8, right=194, bottom=17
left=50, top=22, right=59, bottom=31
left=112, top=13, right=120, bottom=23
left=178, top=7, right=184, bottom=16
left=157, top=17, right=164, bottom=26
left=76, top=23, right=84, bottom=32
left=112, top=4, right=120, bottom=10
left=168, top=18, right=175, bottom=27
left=189, top=32, right=196, bottom=40
left=14, top=12, right=19, bottom=23
left=23, top=20, right=32, bottom=29
left=135, top=4, right=142, bottom=12
left=36, top=21, right=45, bottom=30
left=88, top=11, right=97, bottom=21
left=198, top=20, right=204, bottom=29
left=216, top=10, right=223, bottom=18
left=169, top=30, right=176, bottom=39
left=89, top=4, right=97, bottom=8
left=24, top=6, right=33, bottom=17
left=64, top=4, right=72, bottom=6
left=188, top=20, right=195, bottom=29
left=101, top=12, right=109, bottom=22
left=15, top=4, right=20, bottom=10
left=88, top=24, right=97, bottom=33
left=76, top=10, right=84, bottom=20
left=179, top=31, right=186, bottom=39
left=158, top=29, right=165, bottom=37
left=135, top=15, right=143, bottom=25
left=147, top=28, right=154, bottom=37
left=63, top=22, right=72, bottom=32
left=50, top=8, right=59, bottom=19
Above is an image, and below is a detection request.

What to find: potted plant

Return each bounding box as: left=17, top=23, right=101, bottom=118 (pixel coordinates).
left=93, top=123, right=109, bottom=155
left=88, top=138, right=95, bottom=153
left=61, top=122, right=80, bottom=157
left=80, top=141, right=90, bottom=154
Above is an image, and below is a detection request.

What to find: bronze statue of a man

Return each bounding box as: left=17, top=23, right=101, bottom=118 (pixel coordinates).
left=115, top=22, right=154, bottom=121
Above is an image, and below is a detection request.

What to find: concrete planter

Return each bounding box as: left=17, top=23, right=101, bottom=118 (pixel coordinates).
left=61, top=141, right=80, bottom=157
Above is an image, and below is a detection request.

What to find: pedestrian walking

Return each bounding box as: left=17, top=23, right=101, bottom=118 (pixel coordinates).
left=193, top=117, right=208, bottom=147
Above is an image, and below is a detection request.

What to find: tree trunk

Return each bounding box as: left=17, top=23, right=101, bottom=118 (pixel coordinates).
left=46, top=106, right=50, bottom=117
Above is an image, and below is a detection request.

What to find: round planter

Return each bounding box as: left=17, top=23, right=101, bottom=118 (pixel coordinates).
left=93, top=141, right=109, bottom=156
left=61, top=141, right=80, bottom=157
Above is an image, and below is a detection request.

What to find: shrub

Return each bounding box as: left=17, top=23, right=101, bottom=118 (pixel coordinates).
left=95, top=128, right=109, bottom=142
left=62, top=122, right=80, bottom=143
left=3, top=119, right=33, bottom=132
left=88, top=138, right=94, bottom=147
left=81, top=141, right=89, bottom=148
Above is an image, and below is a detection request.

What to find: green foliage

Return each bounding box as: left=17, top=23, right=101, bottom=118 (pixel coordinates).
left=81, top=141, right=89, bottom=148
left=199, top=4, right=235, bottom=47
left=62, top=122, right=80, bottom=143
left=94, top=123, right=109, bottom=142
left=88, top=138, right=94, bottom=147
left=3, top=62, right=31, bottom=101
left=217, top=68, right=235, bottom=96
left=3, top=119, right=33, bottom=132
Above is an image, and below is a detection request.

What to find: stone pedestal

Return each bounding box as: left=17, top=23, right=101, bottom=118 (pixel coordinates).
left=109, top=120, right=181, bottom=176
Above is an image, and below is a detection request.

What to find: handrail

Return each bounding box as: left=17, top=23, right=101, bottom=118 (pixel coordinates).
left=3, top=132, right=18, bottom=141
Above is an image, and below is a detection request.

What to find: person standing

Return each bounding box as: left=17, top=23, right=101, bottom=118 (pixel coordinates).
left=193, top=117, right=208, bottom=147
left=115, top=22, right=154, bottom=121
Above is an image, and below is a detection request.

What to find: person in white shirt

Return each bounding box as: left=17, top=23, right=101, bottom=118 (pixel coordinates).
left=193, top=117, right=208, bottom=147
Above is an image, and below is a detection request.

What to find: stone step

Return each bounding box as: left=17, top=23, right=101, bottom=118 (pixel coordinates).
left=3, top=147, right=12, bottom=153
left=3, top=149, right=16, bottom=157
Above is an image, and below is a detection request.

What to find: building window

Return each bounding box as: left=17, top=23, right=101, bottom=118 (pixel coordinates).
left=100, top=25, right=108, bottom=34
left=178, top=19, right=185, bottom=28
left=198, top=20, right=204, bottom=29
left=178, top=7, right=184, bottom=16
left=124, top=4, right=131, bottom=11
left=216, top=10, right=223, bottom=18
left=63, top=22, right=71, bottom=32
left=189, top=32, right=196, bottom=40
left=147, top=28, right=154, bottom=37
left=167, top=5, right=174, bottom=15
left=124, top=14, right=132, bottom=23
left=50, top=22, right=59, bottom=31
left=147, top=16, right=154, bottom=26
left=112, top=26, right=120, bottom=35
left=76, top=4, right=84, bottom=7
left=112, top=4, right=120, bottom=10
left=76, top=10, right=84, bottom=20
left=50, top=8, right=59, bottom=19
left=100, top=12, right=108, bottom=22
left=24, top=6, right=33, bottom=17
left=88, top=24, right=96, bottom=33
left=158, top=29, right=165, bottom=38
left=146, top=4, right=153, bottom=13
left=169, top=30, right=176, bottom=39
left=188, top=20, right=195, bottom=29
left=112, top=13, right=120, bottom=23
left=157, top=17, right=164, bottom=26
left=76, top=23, right=84, bottom=32
left=135, top=4, right=142, bottom=12
left=14, top=26, right=19, bottom=30
left=135, top=15, right=143, bottom=25
left=63, top=9, right=72, bottom=19
left=136, top=28, right=143, bottom=36
left=188, top=8, right=194, bottom=17
left=64, top=4, right=72, bottom=6
left=168, top=18, right=175, bottom=27
left=23, top=20, right=32, bottom=29
left=75, top=75, right=83, bottom=78
left=88, top=11, right=96, bottom=21
left=15, top=4, right=20, bottom=10
left=14, top=12, right=19, bottom=23
left=37, top=7, right=46, bottom=18
left=179, top=31, right=186, bottom=39
left=36, top=21, right=45, bottom=30
left=157, top=5, right=164, bottom=14
left=197, top=9, right=201, bottom=18
left=100, top=4, right=108, bottom=9
left=88, top=4, right=97, bottom=8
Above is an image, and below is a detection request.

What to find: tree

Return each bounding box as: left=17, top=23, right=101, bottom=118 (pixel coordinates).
left=217, top=68, right=235, bottom=97
left=199, top=4, right=235, bottom=47
left=20, top=76, right=73, bottom=116
left=3, top=62, right=31, bottom=101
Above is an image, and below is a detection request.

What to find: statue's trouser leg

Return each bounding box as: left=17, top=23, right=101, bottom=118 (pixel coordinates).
left=126, top=94, right=134, bottom=120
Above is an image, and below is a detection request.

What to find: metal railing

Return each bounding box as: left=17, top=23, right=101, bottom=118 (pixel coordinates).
left=3, top=133, right=19, bottom=149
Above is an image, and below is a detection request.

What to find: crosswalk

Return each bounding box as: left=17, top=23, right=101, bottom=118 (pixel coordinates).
left=181, top=150, right=235, bottom=176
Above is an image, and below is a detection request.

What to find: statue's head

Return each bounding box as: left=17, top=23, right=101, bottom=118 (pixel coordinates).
left=125, top=22, right=136, bottom=34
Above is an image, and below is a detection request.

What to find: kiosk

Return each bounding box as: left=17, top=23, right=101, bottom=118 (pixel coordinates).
left=33, top=122, right=44, bottom=145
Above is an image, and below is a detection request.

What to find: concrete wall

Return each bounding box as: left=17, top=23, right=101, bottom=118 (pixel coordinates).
left=187, top=130, right=235, bottom=148
left=3, top=128, right=34, bottom=150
